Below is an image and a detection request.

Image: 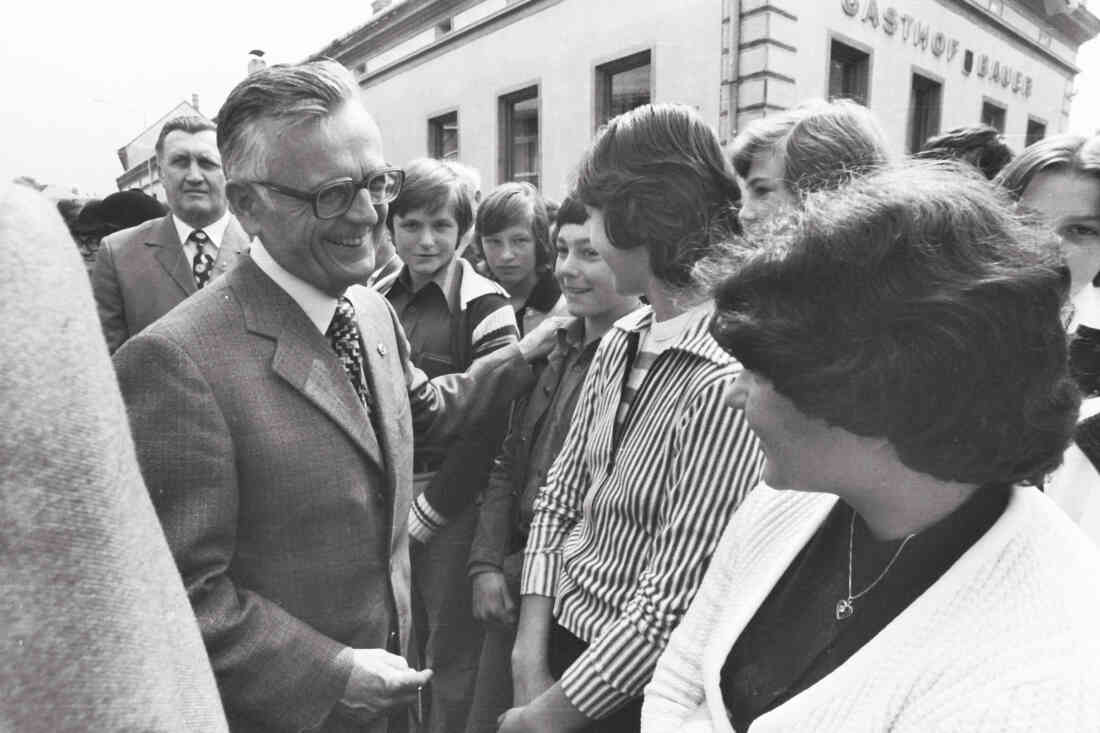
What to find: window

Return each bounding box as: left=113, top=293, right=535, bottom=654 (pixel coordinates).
left=499, top=86, right=540, bottom=189
left=595, top=50, right=652, bottom=127
left=1026, top=117, right=1047, bottom=147
left=981, top=100, right=1006, bottom=133
left=908, top=73, right=943, bottom=153
left=828, top=40, right=870, bottom=106
left=428, top=111, right=459, bottom=161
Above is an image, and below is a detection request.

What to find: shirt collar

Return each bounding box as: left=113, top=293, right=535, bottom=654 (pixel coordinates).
left=394, top=258, right=459, bottom=313
left=612, top=301, right=734, bottom=365
left=559, top=316, right=586, bottom=350
left=249, top=237, right=338, bottom=334
left=173, top=211, right=231, bottom=249
left=524, top=269, right=563, bottom=313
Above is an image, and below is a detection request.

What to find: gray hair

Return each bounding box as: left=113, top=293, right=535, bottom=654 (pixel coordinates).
left=216, top=59, right=361, bottom=181
left=155, top=116, right=217, bottom=158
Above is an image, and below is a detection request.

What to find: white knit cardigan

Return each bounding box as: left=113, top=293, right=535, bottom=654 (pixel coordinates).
left=642, top=484, right=1100, bottom=732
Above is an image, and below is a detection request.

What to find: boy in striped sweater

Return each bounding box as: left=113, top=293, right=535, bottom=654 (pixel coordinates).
left=383, top=157, right=520, bottom=732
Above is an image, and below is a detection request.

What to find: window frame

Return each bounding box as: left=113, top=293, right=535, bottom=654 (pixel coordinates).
left=907, top=67, right=944, bottom=154
left=497, top=84, right=540, bottom=189
left=980, top=98, right=1008, bottom=134
left=427, top=109, right=460, bottom=161
left=826, top=34, right=873, bottom=107
left=594, top=48, right=654, bottom=131
left=1025, top=116, right=1047, bottom=147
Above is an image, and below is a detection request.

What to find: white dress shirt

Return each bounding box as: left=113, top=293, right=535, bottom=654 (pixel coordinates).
left=249, top=237, right=338, bottom=335
left=174, top=212, right=231, bottom=264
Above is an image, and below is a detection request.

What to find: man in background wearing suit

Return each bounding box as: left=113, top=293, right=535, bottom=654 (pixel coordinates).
left=92, top=115, right=250, bottom=353
left=113, top=60, right=552, bottom=733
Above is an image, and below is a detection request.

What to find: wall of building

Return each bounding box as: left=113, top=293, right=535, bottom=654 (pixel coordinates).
left=350, top=0, right=1087, bottom=195
left=761, top=0, right=1076, bottom=151
left=360, top=0, right=723, bottom=199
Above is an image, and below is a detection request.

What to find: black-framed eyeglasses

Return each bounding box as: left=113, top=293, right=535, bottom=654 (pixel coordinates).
left=248, top=167, right=405, bottom=219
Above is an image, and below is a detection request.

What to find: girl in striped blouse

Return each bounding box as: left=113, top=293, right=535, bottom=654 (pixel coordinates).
left=497, top=104, right=764, bottom=733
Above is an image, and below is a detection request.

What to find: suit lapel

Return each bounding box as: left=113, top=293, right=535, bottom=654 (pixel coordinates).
left=235, top=259, right=384, bottom=472
left=210, top=216, right=250, bottom=278
left=274, top=342, right=385, bottom=472
left=354, top=296, right=402, bottom=494
left=148, top=216, right=197, bottom=296
left=350, top=288, right=408, bottom=558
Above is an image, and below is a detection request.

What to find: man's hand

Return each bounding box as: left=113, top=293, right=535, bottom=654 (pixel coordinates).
left=517, top=316, right=571, bottom=361
left=338, top=648, right=432, bottom=719
left=472, top=570, right=516, bottom=628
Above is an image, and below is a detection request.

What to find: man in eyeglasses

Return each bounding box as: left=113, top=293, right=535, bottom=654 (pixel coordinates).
left=113, top=60, right=556, bottom=733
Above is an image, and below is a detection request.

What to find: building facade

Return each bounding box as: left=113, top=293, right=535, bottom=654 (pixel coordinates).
left=115, top=99, right=208, bottom=199
left=315, top=0, right=1098, bottom=198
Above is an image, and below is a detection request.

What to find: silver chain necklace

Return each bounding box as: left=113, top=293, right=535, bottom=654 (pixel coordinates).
left=835, top=509, right=916, bottom=621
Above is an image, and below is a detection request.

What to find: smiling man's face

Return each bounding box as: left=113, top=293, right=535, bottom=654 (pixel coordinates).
left=158, top=129, right=227, bottom=228
left=244, top=102, right=387, bottom=296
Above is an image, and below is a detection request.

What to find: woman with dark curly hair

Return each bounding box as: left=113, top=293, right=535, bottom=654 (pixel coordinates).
left=643, top=162, right=1100, bottom=732
left=499, top=103, right=763, bottom=733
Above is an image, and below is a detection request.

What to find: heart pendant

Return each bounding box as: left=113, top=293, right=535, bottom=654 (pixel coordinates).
left=835, top=598, right=854, bottom=620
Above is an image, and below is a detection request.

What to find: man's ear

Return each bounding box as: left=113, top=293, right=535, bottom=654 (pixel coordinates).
left=226, top=181, right=263, bottom=238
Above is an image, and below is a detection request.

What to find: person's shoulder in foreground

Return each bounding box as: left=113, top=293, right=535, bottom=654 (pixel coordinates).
left=643, top=484, right=1100, bottom=732
left=0, top=183, right=226, bottom=732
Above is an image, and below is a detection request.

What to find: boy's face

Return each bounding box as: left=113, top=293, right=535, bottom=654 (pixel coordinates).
left=482, top=222, right=538, bottom=292
left=555, top=222, right=637, bottom=320
left=392, top=204, right=460, bottom=286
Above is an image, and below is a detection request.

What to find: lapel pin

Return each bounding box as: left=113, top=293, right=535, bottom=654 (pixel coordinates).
left=377, top=343, right=387, bottom=356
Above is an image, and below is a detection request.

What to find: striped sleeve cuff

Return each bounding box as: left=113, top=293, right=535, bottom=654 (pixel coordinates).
left=408, top=494, right=448, bottom=544
left=520, top=551, right=561, bottom=597
left=558, top=634, right=644, bottom=720
left=472, top=332, right=519, bottom=360
left=471, top=304, right=519, bottom=346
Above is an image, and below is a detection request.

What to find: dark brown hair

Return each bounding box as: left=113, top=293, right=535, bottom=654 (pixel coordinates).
left=711, top=161, right=1078, bottom=486
left=574, top=103, right=741, bottom=290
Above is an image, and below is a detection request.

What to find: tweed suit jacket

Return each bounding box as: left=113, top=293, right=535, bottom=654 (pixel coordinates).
left=113, top=255, right=533, bottom=733
left=1, top=184, right=226, bottom=732
left=92, top=213, right=250, bottom=353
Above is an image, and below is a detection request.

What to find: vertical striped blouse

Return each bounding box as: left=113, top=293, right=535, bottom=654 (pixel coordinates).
left=521, top=303, right=764, bottom=720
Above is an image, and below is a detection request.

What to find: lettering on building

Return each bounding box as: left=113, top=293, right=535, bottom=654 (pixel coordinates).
left=842, top=0, right=1032, bottom=97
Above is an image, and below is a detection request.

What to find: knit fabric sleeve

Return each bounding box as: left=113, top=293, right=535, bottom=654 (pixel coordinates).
left=408, top=292, right=520, bottom=542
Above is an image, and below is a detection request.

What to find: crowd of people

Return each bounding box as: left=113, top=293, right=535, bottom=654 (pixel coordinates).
left=4, top=57, right=1100, bottom=733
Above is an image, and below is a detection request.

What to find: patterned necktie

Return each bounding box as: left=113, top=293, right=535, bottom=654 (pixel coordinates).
left=327, top=297, right=372, bottom=409
left=190, top=229, right=215, bottom=289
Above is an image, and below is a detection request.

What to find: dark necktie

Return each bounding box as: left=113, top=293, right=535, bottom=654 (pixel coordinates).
left=189, top=229, right=215, bottom=289
left=327, top=297, right=372, bottom=409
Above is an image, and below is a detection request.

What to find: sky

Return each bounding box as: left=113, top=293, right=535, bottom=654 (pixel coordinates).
left=0, top=1, right=377, bottom=197
left=2, top=1, right=1099, bottom=197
